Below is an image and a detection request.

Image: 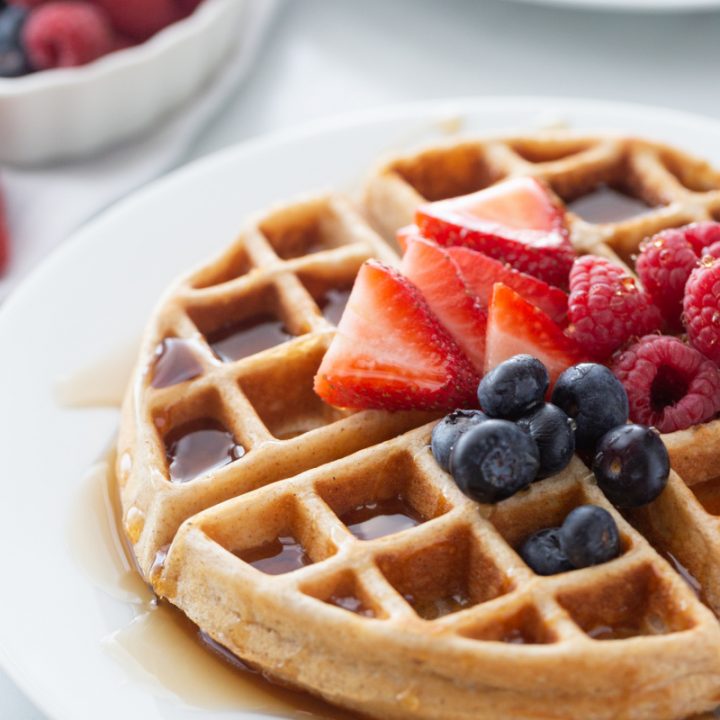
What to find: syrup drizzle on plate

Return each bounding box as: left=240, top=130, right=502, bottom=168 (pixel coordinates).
left=55, top=339, right=139, bottom=408
left=68, top=452, right=356, bottom=718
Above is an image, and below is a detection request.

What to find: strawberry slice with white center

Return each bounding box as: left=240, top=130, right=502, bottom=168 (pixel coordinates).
left=314, top=260, right=478, bottom=411
left=486, top=283, right=585, bottom=387
left=400, top=236, right=487, bottom=374
left=416, top=177, right=575, bottom=289
left=447, top=245, right=568, bottom=325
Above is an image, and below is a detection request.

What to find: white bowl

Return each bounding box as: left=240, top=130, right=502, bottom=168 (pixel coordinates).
left=0, top=0, right=247, bottom=166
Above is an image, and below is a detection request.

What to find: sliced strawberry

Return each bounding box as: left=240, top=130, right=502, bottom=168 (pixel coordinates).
left=314, top=260, right=478, bottom=411
left=416, top=177, right=575, bottom=288
left=447, top=245, right=568, bottom=325
left=485, top=283, right=585, bottom=387
left=400, top=236, right=487, bottom=373
left=0, top=186, right=9, bottom=275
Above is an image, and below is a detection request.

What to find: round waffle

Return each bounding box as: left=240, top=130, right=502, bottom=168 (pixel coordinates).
left=119, top=133, right=720, bottom=720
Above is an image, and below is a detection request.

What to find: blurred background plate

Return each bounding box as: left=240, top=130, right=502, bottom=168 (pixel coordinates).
left=3, top=97, right=720, bottom=720
left=505, top=0, right=720, bottom=11
left=0, top=0, right=247, bottom=165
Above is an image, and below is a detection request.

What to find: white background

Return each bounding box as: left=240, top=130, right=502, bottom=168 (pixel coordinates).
left=3, top=0, right=720, bottom=716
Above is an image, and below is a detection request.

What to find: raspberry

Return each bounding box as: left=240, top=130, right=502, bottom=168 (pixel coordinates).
left=636, top=229, right=700, bottom=332
left=636, top=223, right=720, bottom=332
left=677, top=221, right=720, bottom=257
left=612, top=335, right=720, bottom=433
left=567, top=255, right=662, bottom=360
left=23, top=1, right=114, bottom=69
left=684, top=257, right=720, bottom=364
left=93, top=0, right=180, bottom=41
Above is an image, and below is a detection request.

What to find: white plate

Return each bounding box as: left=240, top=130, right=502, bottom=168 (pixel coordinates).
left=4, top=97, right=720, bottom=720
left=507, top=0, right=720, bottom=11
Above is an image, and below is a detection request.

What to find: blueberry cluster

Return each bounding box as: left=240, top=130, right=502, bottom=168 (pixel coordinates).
left=431, top=354, right=671, bottom=573
left=520, top=505, right=620, bottom=575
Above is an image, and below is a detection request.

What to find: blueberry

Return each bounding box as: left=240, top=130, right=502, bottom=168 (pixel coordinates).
left=0, top=6, right=31, bottom=78
left=516, top=403, right=575, bottom=479
left=519, top=528, right=573, bottom=575
left=430, top=409, right=488, bottom=472
left=478, top=355, right=549, bottom=419
left=559, top=505, right=620, bottom=568
left=592, top=424, right=669, bottom=508
left=551, top=363, right=628, bottom=450
left=450, top=419, right=540, bottom=503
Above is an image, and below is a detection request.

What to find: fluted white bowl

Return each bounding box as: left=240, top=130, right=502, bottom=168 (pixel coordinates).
left=0, top=0, right=246, bottom=166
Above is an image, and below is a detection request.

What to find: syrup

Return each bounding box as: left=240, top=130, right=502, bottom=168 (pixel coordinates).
left=405, top=591, right=471, bottom=620
left=55, top=339, right=138, bottom=408
left=208, top=314, right=292, bottom=362
left=164, top=418, right=245, bottom=483
left=68, top=457, right=154, bottom=604
left=70, top=449, right=355, bottom=719
left=316, top=287, right=352, bottom=326
left=151, top=338, right=204, bottom=388
left=236, top=535, right=311, bottom=575
left=341, top=498, right=421, bottom=541
left=567, top=185, right=655, bottom=224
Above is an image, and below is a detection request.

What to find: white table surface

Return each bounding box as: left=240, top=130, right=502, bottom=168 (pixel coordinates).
left=4, top=0, right=720, bottom=716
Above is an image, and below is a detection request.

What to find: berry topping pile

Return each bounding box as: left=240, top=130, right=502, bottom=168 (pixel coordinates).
left=0, top=0, right=204, bottom=75
left=520, top=505, right=621, bottom=576
left=315, top=180, right=720, bottom=438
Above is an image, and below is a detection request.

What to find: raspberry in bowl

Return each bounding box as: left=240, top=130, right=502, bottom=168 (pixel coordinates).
left=0, top=0, right=246, bottom=164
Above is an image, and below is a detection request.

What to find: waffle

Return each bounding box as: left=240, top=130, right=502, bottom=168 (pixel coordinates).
left=118, top=133, right=720, bottom=720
